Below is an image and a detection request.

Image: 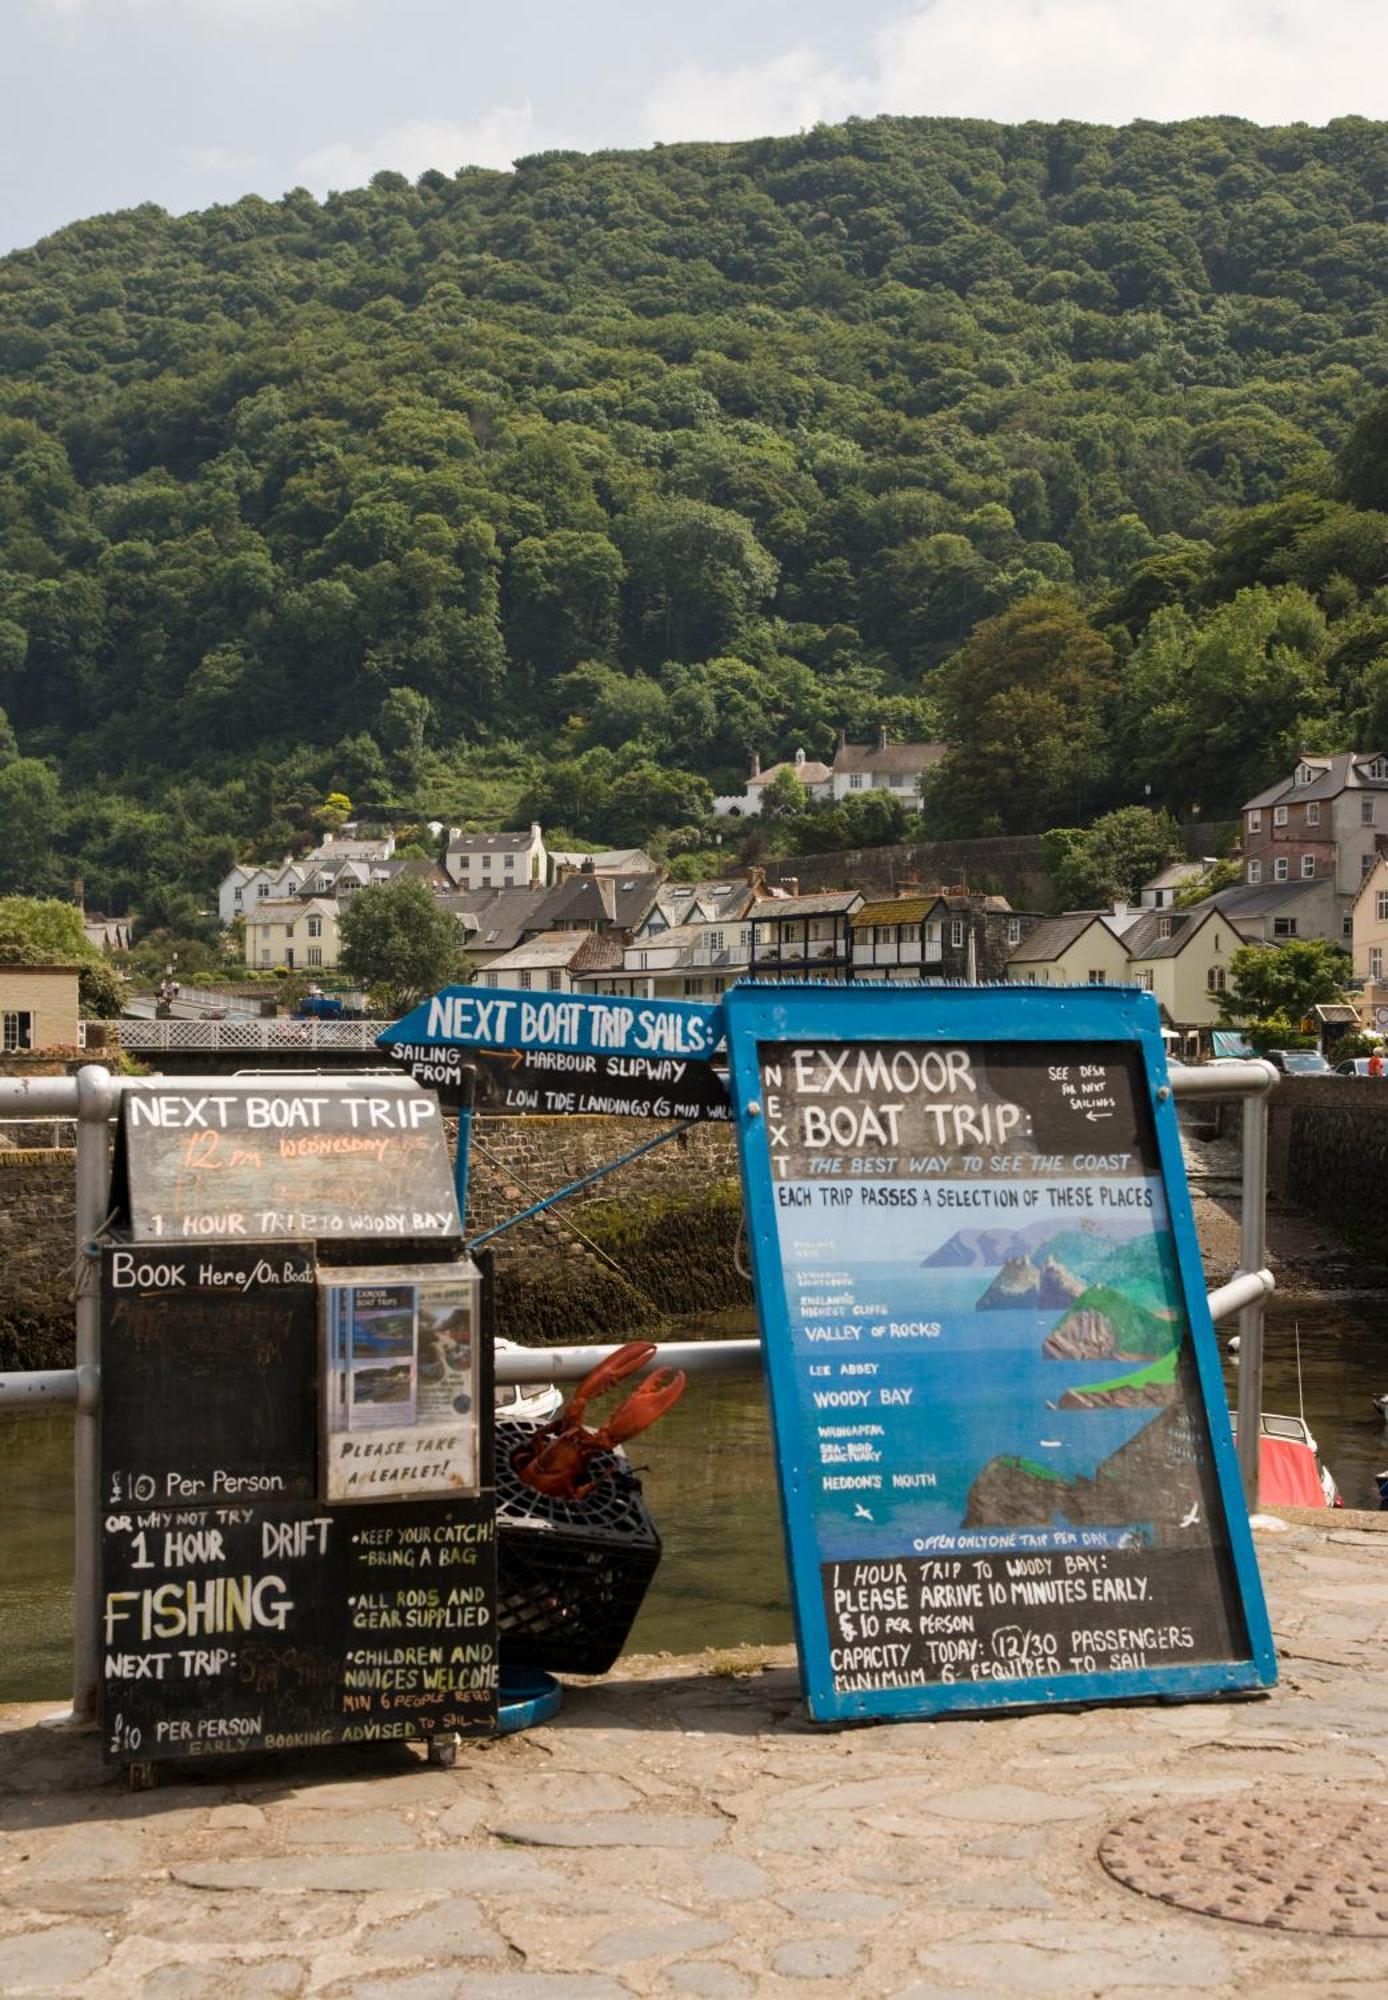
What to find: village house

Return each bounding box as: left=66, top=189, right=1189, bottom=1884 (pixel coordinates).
left=820, top=729, right=947, bottom=810
left=1240, top=751, right=1388, bottom=933
left=577, top=920, right=752, bottom=1002
left=445, top=823, right=547, bottom=892
left=1351, top=852, right=1388, bottom=1034
left=746, top=891, right=864, bottom=978
left=1123, top=906, right=1248, bottom=1029
left=0, top=965, right=80, bottom=1053
left=1005, top=912, right=1131, bottom=987
left=243, top=897, right=341, bottom=973
left=712, top=749, right=833, bottom=818
left=546, top=846, right=656, bottom=884
left=475, top=931, right=623, bottom=994
left=1182, top=876, right=1346, bottom=948
left=1138, top=860, right=1215, bottom=909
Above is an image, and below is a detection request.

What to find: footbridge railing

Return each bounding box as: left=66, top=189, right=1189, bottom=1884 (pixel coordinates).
left=0, top=1060, right=1276, bottom=1726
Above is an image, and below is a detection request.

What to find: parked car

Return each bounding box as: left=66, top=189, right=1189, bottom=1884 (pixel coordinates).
left=1335, top=1056, right=1387, bottom=1076
left=1266, top=1049, right=1332, bottom=1076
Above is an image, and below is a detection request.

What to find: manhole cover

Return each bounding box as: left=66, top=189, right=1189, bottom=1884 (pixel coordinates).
left=1099, top=1795, right=1388, bottom=1936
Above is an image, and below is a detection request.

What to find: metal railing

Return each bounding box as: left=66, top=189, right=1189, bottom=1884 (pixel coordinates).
left=0, top=1058, right=1277, bottom=1725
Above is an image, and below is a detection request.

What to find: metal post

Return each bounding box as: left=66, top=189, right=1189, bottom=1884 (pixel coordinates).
left=453, top=1066, right=477, bottom=1232
left=68, top=1065, right=117, bottom=1726
left=1235, top=1078, right=1272, bottom=1512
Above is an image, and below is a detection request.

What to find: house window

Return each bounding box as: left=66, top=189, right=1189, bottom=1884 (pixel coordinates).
left=1274, top=857, right=1289, bottom=881
left=1159, top=917, right=1173, bottom=939
left=1306, top=802, right=1320, bottom=827
left=1273, top=805, right=1288, bottom=826
left=900, top=924, right=920, bottom=943
left=1301, top=855, right=1316, bottom=879
left=257, top=882, right=270, bottom=898
left=950, top=919, right=965, bottom=948
left=308, top=917, right=322, bottom=937
left=1377, top=891, right=1388, bottom=922
left=2, top=1011, right=32, bottom=1051
left=1007, top=918, right=1021, bottom=946
left=1087, top=969, right=1107, bottom=985
left=233, top=887, right=243, bottom=905
left=1373, top=948, right=1385, bottom=980
left=707, top=930, right=724, bottom=951
left=1247, top=860, right=1262, bottom=883
left=1207, top=966, right=1226, bottom=992
left=1248, top=810, right=1262, bottom=832
left=1344, top=913, right=1354, bottom=938
left=1273, top=917, right=1298, bottom=938
left=307, top=947, right=322, bottom=967
left=1133, top=970, right=1153, bottom=991
left=1362, top=797, right=1377, bottom=825
left=517, top=970, right=531, bottom=989
left=849, top=773, right=864, bottom=789
left=547, top=970, right=563, bottom=991
left=260, top=950, right=271, bottom=966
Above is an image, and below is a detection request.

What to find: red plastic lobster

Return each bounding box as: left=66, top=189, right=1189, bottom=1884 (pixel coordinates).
left=512, top=1341, right=686, bottom=1502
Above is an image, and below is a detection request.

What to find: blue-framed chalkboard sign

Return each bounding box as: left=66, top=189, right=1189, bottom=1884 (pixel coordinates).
left=723, top=982, right=1276, bottom=1724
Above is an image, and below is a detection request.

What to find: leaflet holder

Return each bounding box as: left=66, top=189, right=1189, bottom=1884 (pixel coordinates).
left=97, top=1077, right=498, bottom=1772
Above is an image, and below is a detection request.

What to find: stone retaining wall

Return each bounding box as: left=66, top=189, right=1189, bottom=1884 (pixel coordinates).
left=1266, top=1076, right=1388, bottom=1236
left=0, top=1116, right=750, bottom=1368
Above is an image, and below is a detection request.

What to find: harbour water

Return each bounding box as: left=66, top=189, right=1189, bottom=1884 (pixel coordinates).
left=1, top=1291, right=1384, bottom=1702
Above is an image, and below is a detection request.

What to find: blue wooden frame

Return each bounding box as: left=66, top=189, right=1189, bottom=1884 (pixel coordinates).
left=723, top=981, right=1277, bottom=1722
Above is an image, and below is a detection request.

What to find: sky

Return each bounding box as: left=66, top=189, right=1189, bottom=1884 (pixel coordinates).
left=5, top=0, right=1388, bottom=255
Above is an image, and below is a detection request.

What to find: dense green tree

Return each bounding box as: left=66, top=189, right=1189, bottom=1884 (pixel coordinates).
left=339, top=877, right=468, bottom=1014
left=1043, top=808, right=1185, bottom=908
left=925, top=596, right=1118, bottom=835
left=1216, top=939, right=1351, bottom=1035
left=0, top=761, right=63, bottom=893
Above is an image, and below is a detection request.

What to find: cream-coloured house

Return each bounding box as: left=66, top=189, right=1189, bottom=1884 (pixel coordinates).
left=1351, top=853, right=1388, bottom=1032
left=1123, top=907, right=1246, bottom=1028
left=244, top=898, right=341, bottom=972
left=0, top=965, right=81, bottom=1052
left=1005, top=913, right=1130, bottom=986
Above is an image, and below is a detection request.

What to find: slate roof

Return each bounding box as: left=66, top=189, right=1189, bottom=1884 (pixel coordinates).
left=447, top=829, right=540, bottom=854
left=651, top=880, right=757, bottom=927
left=831, top=740, right=947, bottom=777
left=464, top=887, right=559, bottom=952
left=483, top=930, right=593, bottom=972
left=549, top=848, right=656, bottom=875
left=1006, top=912, right=1119, bottom=963
left=1184, top=878, right=1326, bottom=919
left=750, top=892, right=863, bottom=921
left=1244, top=750, right=1388, bottom=811
left=541, top=871, right=664, bottom=932
left=1123, top=909, right=1229, bottom=961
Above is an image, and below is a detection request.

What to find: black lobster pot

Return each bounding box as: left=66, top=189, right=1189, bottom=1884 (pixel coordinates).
left=494, top=1418, right=664, bottom=1675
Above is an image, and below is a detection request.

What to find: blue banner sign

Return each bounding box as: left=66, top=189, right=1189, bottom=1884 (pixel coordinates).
left=381, top=987, right=723, bottom=1063
left=724, top=982, right=1275, bottom=1725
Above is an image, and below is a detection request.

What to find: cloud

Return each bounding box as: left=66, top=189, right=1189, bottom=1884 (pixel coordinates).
left=295, top=107, right=548, bottom=194
left=641, top=1, right=1388, bottom=141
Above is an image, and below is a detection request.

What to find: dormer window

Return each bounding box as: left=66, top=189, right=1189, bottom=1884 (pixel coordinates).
left=1365, top=757, right=1388, bottom=781
left=1296, top=763, right=1313, bottom=784
left=1159, top=917, right=1173, bottom=939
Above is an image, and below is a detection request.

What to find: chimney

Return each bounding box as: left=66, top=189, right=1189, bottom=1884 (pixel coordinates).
left=878, top=724, right=889, bottom=750
left=745, top=864, right=767, bottom=894
left=752, top=751, right=761, bottom=778
left=837, top=726, right=847, bottom=751
left=794, top=748, right=806, bottom=768
left=530, top=821, right=542, bottom=842
left=783, top=877, right=799, bottom=897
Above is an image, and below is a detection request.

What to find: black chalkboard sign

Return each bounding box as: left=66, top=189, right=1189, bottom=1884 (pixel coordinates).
left=724, top=984, right=1276, bottom=1723
left=397, top=1045, right=733, bottom=1122
left=98, top=1242, right=499, bottom=1765
left=101, top=1244, right=319, bottom=1509
left=102, top=1496, right=497, bottom=1764
left=112, top=1081, right=460, bottom=1244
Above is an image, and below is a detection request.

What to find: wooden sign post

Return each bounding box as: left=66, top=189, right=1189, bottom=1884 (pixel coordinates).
left=724, top=982, right=1276, bottom=1724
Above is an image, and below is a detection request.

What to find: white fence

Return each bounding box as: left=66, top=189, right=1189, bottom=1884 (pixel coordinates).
left=105, top=1018, right=385, bottom=1054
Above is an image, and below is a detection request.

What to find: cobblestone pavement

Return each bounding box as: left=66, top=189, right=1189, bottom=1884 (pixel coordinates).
left=3, top=1513, right=1388, bottom=1997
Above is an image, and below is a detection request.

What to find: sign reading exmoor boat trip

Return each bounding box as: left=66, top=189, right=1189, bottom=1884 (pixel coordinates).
left=114, top=1080, right=460, bottom=1242
left=723, top=983, right=1275, bottom=1725
left=99, top=1245, right=497, bottom=1765
left=378, top=986, right=730, bottom=1121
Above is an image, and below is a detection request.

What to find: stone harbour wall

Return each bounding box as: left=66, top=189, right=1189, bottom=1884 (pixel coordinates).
left=1266, top=1076, right=1388, bottom=1239
left=0, top=1115, right=751, bottom=1368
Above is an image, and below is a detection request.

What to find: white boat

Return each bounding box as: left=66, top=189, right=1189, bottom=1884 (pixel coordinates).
left=495, top=1339, right=563, bottom=1426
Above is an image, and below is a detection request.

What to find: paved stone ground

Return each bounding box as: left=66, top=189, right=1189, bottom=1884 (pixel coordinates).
left=3, top=1513, right=1388, bottom=1997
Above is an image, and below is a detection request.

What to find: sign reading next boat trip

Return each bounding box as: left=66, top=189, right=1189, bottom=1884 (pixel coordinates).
left=723, top=982, right=1276, bottom=1725
left=379, top=987, right=731, bottom=1121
